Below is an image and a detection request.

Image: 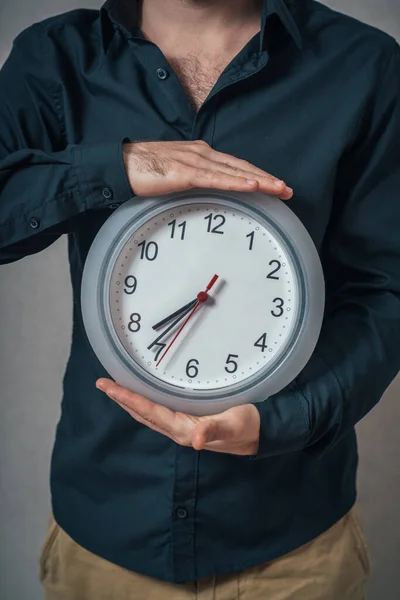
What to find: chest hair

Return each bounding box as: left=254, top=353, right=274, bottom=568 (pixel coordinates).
left=169, top=54, right=230, bottom=112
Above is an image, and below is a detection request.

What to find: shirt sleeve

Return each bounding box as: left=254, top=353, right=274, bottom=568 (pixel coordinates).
left=252, top=41, right=400, bottom=459
left=0, top=23, right=132, bottom=265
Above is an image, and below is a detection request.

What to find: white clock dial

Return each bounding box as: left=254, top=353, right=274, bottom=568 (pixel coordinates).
left=108, top=201, right=301, bottom=395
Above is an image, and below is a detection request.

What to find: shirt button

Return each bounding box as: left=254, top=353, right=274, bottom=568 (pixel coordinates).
left=102, top=187, right=113, bottom=200
left=156, top=68, right=168, bottom=80
left=29, top=218, right=40, bottom=229
left=108, top=202, right=121, bottom=210
left=176, top=507, right=188, bottom=519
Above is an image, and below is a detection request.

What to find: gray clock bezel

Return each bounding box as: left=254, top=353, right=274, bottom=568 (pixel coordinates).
left=81, top=189, right=325, bottom=415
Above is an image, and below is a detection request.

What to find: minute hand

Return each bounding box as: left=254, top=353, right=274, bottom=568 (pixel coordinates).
left=152, top=299, right=197, bottom=331
left=147, top=302, right=196, bottom=351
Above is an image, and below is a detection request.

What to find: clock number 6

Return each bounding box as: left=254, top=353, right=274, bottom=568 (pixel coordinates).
left=186, top=359, right=199, bottom=378
left=225, top=354, right=239, bottom=373
left=128, top=313, right=142, bottom=333
left=271, top=298, right=284, bottom=317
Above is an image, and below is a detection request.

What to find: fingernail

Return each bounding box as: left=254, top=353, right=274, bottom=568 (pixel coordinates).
left=285, top=187, right=293, bottom=194
left=274, top=179, right=285, bottom=188
left=96, top=381, right=105, bottom=391
left=246, top=179, right=258, bottom=186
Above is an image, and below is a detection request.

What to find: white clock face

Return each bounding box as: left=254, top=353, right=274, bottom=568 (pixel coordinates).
left=107, top=201, right=302, bottom=397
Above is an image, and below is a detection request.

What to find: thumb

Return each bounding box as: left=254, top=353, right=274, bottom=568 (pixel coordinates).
left=192, top=417, right=233, bottom=450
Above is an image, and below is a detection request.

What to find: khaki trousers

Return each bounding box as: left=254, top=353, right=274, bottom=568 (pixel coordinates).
left=39, top=505, right=371, bottom=600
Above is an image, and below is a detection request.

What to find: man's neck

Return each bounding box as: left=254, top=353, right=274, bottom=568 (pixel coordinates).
left=138, top=0, right=263, bottom=55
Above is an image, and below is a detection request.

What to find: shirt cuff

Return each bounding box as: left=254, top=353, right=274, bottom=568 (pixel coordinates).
left=73, top=138, right=133, bottom=210
left=250, top=383, right=311, bottom=460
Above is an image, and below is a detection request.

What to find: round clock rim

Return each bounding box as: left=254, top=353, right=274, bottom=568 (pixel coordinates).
left=81, top=189, right=325, bottom=415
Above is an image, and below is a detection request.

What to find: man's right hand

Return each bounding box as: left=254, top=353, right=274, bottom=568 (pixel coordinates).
left=123, top=140, right=293, bottom=199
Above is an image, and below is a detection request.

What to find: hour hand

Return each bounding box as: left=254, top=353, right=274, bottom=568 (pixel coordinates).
left=152, top=299, right=197, bottom=331
left=148, top=303, right=195, bottom=351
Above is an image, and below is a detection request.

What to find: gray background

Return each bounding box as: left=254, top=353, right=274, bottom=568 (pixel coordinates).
left=0, top=1, right=399, bottom=599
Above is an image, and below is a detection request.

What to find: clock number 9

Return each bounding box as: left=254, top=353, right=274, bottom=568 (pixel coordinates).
left=128, top=313, right=142, bottom=333
left=186, top=359, right=199, bottom=378
left=271, top=298, right=284, bottom=317
left=123, top=275, right=137, bottom=295
left=225, top=354, right=239, bottom=373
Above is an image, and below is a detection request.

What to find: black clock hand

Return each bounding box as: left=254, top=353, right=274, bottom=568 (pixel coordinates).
left=147, top=304, right=195, bottom=352
left=152, top=298, right=197, bottom=331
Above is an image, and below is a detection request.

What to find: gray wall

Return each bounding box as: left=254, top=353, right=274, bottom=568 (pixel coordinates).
left=0, top=1, right=399, bottom=599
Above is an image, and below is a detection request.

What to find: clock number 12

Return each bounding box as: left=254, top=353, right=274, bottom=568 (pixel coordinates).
left=205, top=213, right=225, bottom=234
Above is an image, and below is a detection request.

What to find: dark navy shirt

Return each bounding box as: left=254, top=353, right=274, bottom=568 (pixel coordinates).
left=1, top=0, right=400, bottom=583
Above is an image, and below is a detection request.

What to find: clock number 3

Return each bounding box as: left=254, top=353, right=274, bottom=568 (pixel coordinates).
left=271, top=298, right=285, bottom=317
left=128, top=313, right=142, bottom=333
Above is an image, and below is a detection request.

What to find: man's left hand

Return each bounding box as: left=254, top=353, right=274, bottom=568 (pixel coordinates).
left=96, top=378, right=260, bottom=456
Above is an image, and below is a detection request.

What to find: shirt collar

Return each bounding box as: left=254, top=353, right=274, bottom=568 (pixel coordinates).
left=100, top=0, right=305, bottom=52
left=262, top=0, right=304, bottom=50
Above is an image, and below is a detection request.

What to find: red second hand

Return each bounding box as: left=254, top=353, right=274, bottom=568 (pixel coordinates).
left=156, top=274, right=219, bottom=368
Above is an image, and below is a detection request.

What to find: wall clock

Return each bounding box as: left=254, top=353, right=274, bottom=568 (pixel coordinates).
left=81, top=189, right=325, bottom=415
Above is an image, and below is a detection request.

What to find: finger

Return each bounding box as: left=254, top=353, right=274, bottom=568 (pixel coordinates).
left=189, top=144, right=277, bottom=180
left=121, top=403, right=173, bottom=436
left=179, top=151, right=275, bottom=182
left=203, top=441, right=257, bottom=455
left=278, top=186, right=294, bottom=200
left=192, top=417, right=237, bottom=450
left=96, top=379, right=178, bottom=432
left=187, top=144, right=293, bottom=196
left=103, top=389, right=189, bottom=442
left=180, top=155, right=292, bottom=198
left=178, top=167, right=261, bottom=193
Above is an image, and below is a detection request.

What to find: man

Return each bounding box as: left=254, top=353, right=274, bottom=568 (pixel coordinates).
left=0, top=0, right=399, bottom=598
